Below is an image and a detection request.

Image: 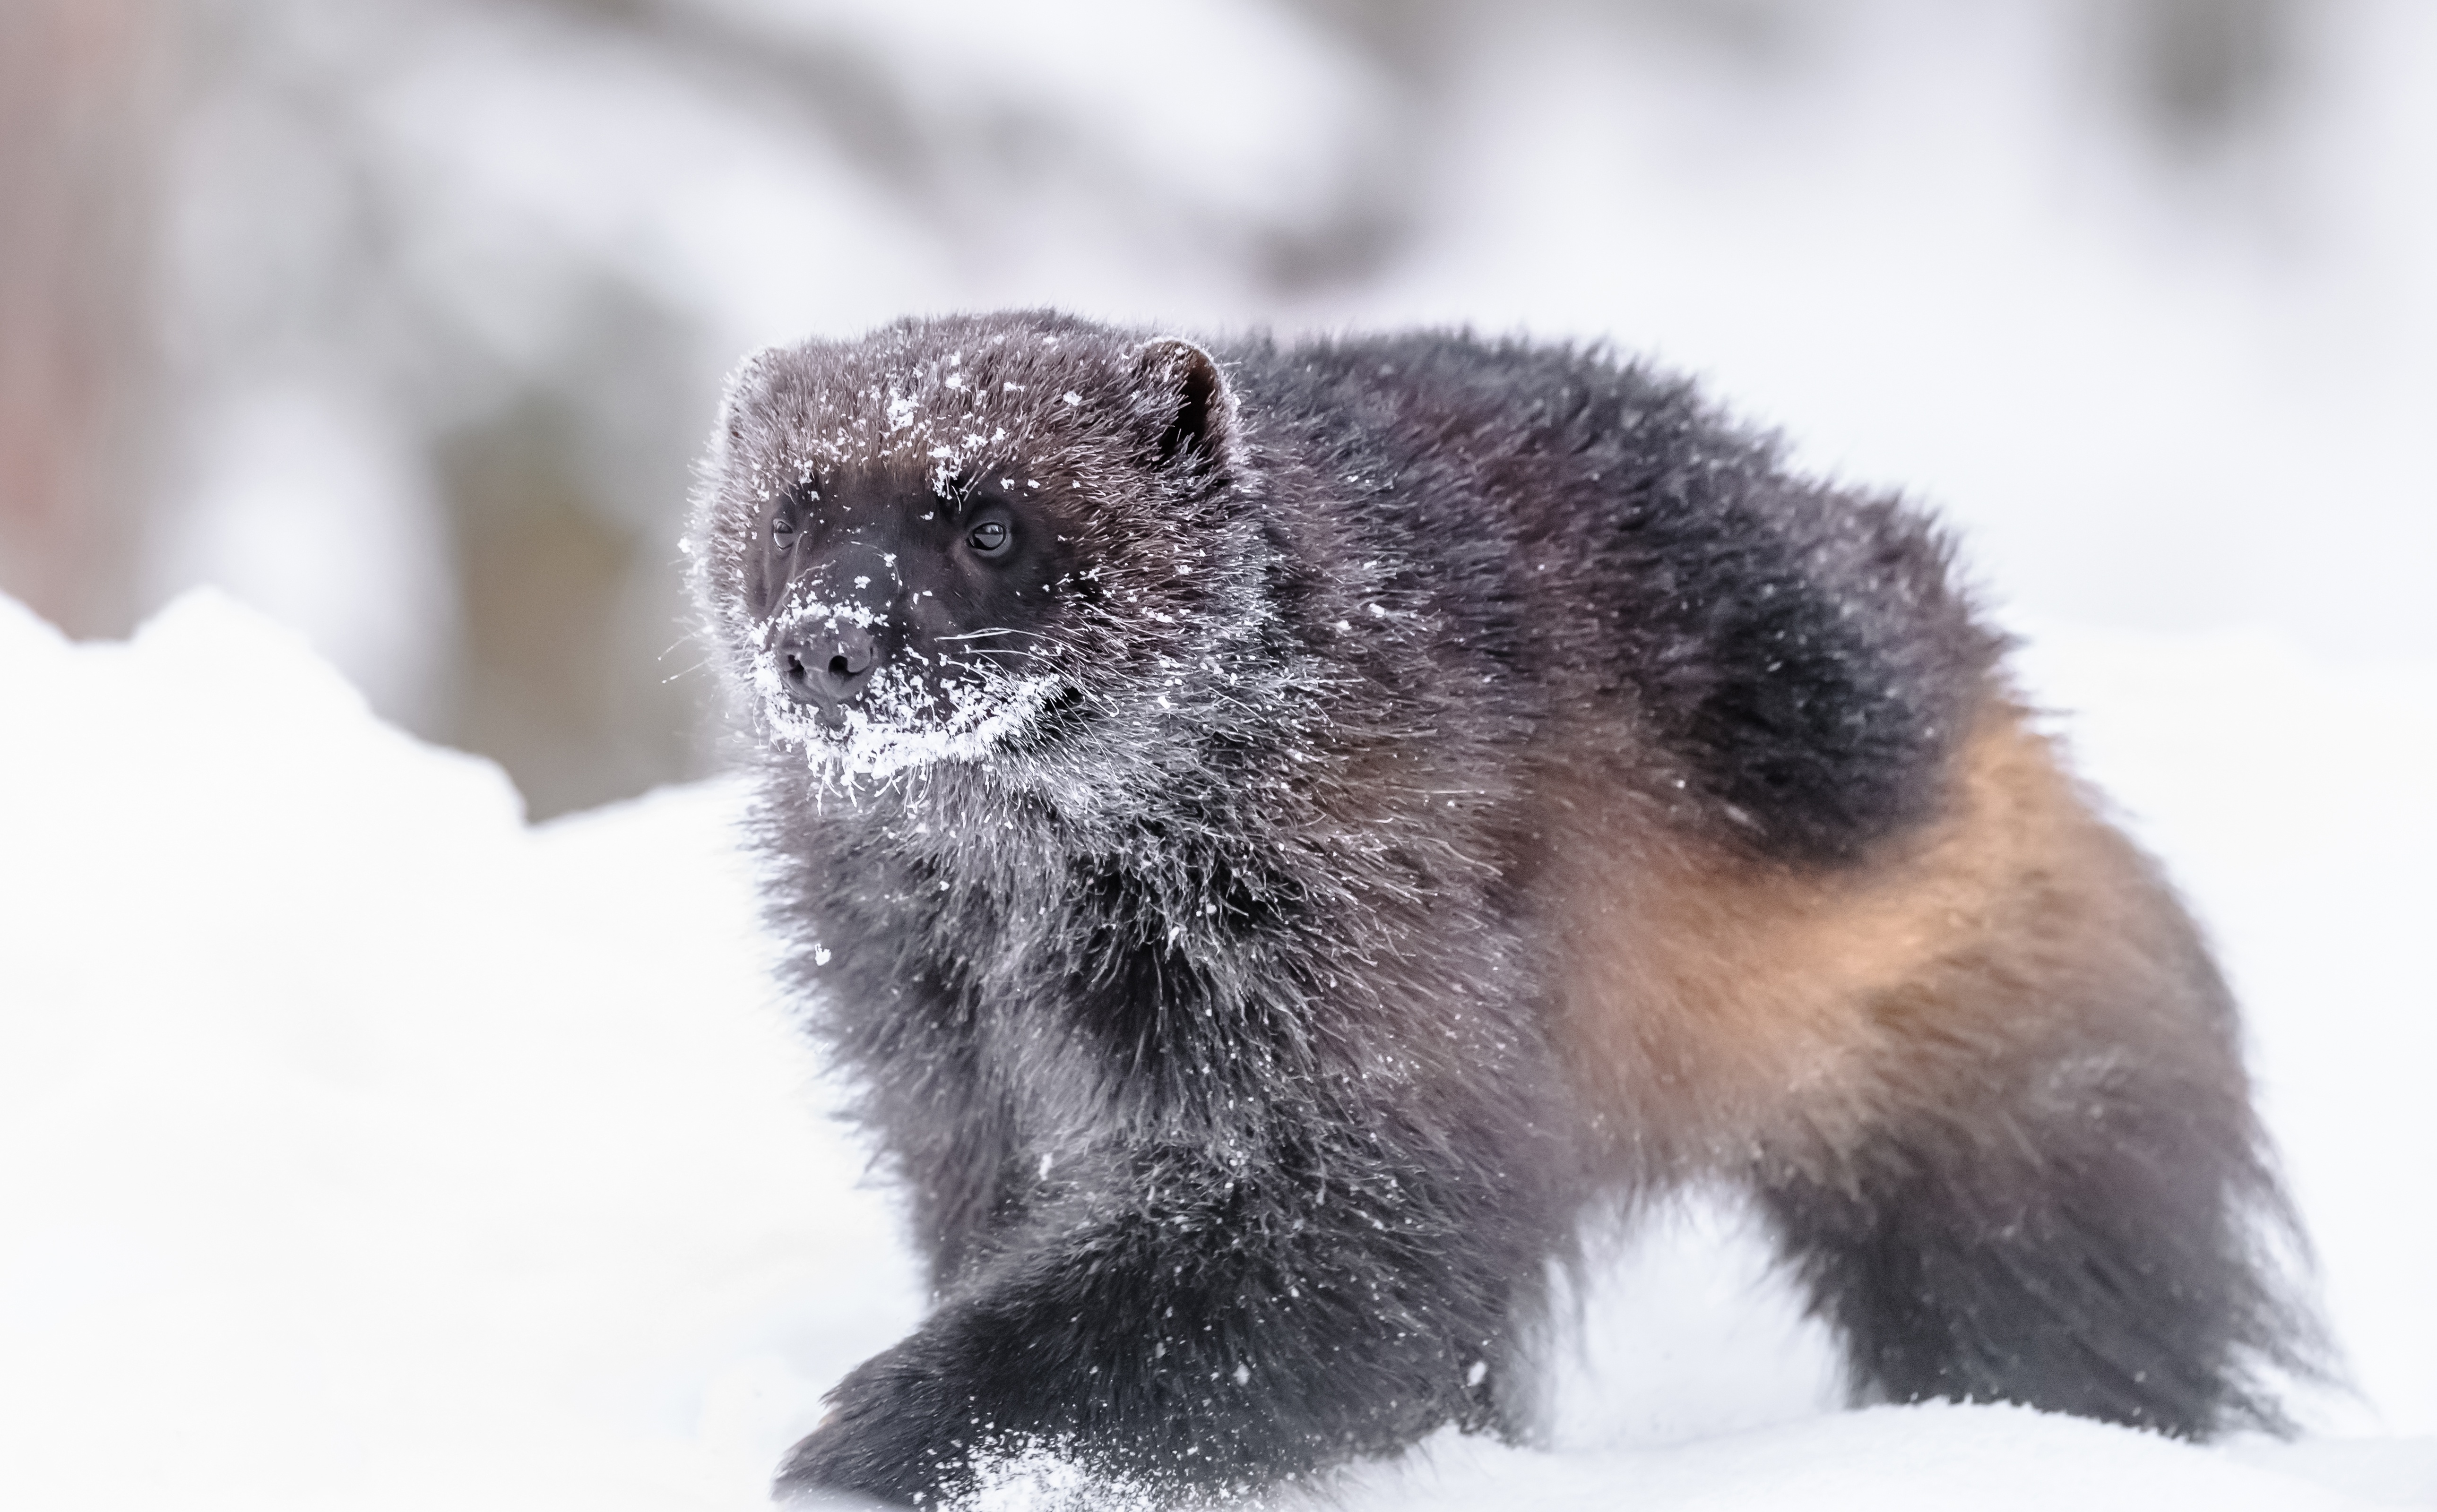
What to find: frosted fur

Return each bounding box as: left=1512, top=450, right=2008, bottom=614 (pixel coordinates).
left=690, top=312, right=2317, bottom=1510
left=745, top=571, right=1063, bottom=785
left=695, top=319, right=1314, bottom=819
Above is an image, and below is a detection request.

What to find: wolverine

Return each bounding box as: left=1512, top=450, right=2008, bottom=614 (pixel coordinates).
left=690, top=311, right=2316, bottom=1507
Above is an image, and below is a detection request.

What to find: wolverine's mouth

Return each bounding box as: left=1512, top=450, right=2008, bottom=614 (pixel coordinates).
left=751, top=652, right=1063, bottom=782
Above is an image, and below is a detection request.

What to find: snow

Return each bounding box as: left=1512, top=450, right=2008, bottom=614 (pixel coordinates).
left=5, top=587, right=2435, bottom=1510
left=1343, top=1404, right=2385, bottom=1512
left=744, top=562, right=1063, bottom=784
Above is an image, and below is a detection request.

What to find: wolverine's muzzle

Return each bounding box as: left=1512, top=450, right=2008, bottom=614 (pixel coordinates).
left=776, top=619, right=880, bottom=709
left=773, top=539, right=906, bottom=713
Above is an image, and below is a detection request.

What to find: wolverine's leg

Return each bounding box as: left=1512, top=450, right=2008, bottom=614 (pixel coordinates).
left=1754, top=933, right=2311, bottom=1436
left=777, top=1116, right=1564, bottom=1507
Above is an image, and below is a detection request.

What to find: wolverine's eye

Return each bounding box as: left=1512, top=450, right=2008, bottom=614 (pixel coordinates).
left=967, top=519, right=1011, bottom=557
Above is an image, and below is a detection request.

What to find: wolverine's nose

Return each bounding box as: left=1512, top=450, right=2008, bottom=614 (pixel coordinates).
left=778, top=621, right=879, bottom=708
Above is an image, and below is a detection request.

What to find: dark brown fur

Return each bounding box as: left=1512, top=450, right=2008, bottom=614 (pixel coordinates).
left=691, top=313, right=2320, bottom=1507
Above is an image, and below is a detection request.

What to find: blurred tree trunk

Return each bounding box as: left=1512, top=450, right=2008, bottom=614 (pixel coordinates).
left=0, top=0, right=167, bottom=636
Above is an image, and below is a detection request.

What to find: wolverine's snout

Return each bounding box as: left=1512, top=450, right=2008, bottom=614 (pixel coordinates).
left=776, top=619, right=881, bottom=708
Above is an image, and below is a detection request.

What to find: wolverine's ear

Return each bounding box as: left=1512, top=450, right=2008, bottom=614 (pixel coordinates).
left=719, top=345, right=778, bottom=447
left=1134, top=337, right=1237, bottom=471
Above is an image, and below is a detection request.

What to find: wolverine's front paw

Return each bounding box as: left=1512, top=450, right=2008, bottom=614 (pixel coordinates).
left=774, top=1410, right=967, bottom=1509
left=773, top=1421, right=916, bottom=1508
left=773, top=1347, right=977, bottom=1509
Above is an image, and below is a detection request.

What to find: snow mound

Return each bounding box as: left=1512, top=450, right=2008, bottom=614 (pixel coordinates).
left=1351, top=1404, right=2403, bottom=1512
left=3, top=589, right=2432, bottom=1511
left=0, top=591, right=918, bottom=1511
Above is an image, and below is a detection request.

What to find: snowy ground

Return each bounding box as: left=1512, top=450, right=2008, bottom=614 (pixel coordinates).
left=3, top=588, right=2433, bottom=1510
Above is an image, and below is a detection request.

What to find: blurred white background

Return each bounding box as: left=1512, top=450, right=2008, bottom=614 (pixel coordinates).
left=7, top=9, right=2437, bottom=1506
left=7, top=0, right=2431, bottom=816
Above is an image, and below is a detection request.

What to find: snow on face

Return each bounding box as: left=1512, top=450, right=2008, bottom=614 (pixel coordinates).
left=750, top=645, right=1062, bottom=785
left=701, top=329, right=1185, bottom=789
left=702, top=320, right=1220, bottom=799
left=748, top=573, right=1063, bottom=786
left=754, top=338, right=1020, bottom=504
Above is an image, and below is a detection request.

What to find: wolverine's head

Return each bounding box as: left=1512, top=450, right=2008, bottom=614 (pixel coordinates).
left=693, top=312, right=1255, bottom=787
left=739, top=438, right=1079, bottom=776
